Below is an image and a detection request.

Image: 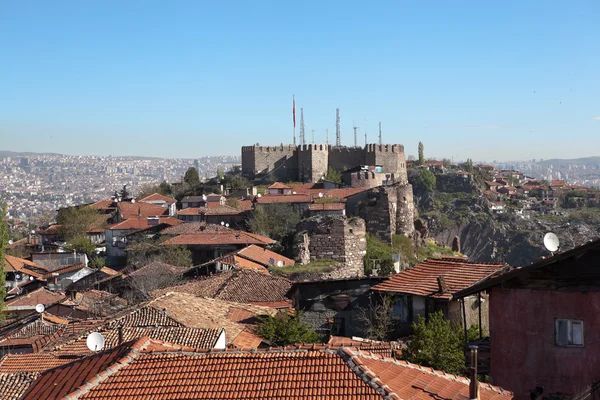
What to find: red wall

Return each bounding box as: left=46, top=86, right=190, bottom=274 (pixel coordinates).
left=490, top=288, right=600, bottom=399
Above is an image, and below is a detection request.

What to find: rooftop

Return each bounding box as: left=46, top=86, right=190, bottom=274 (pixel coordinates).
left=372, top=258, right=505, bottom=300
left=137, top=193, right=176, bottom=204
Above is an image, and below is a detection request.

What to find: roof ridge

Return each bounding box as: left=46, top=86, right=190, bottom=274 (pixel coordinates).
left=338, top=347, right=400, bottom=399
left=346, top=348, right=514, bottom=396
left=62, top=339, right=145, bottom=400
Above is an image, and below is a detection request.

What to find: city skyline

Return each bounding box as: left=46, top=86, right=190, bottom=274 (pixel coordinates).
left=1, top=1, right=599, bottom=161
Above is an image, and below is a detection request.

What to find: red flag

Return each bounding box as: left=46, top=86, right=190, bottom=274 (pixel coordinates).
left=293, top=95, right=296, bottom=127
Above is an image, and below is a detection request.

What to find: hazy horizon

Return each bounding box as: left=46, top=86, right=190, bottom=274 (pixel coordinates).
left=1, top=1, right=598, bottom=161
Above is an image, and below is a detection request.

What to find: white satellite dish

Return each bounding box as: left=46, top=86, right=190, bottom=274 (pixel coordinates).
left=257, top=193, right=262, bottom=198
left=277, top=260, right=284, bottom=267
left=29, top=276, right=35, bottom=281
left=318, top=192, right=324, bottom=198
left=202, top=194, right=207, bottom=201
left=8, top=239, right=13, bottom=245
left=543, top=232, right=560, bottom=253
left=131, top=199, right=135, bottom=203
left=225, top=223, right=229, bottom=228
left=221, top=221, right=225, bottom=226
left=86, top=332, right=106, bottom=352
left=35, top=304, right=45, bottom=313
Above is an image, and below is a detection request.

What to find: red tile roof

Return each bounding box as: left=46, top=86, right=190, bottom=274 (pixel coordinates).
left=309, top=202, right=346, bottom=211
left=5, top=288, right=66, bottom=310
left=109, top=216, right=182, bottom=230
left=159, top=222, right=230, bottom=235
left=255, top=194, right=312, bottom=204
left=3, top=255, right=48, bottom=278
left=236, top=244, right=295, bottom=267
left=372, top=258, right=505, bottom=300
left=177, top=205, right=243, bottom=216
left=161, top=230, right=275, bottom=246
left=20, top=338, right=513, bottom=400
left=0, top=352, right=83, bottom=373
left=117, top=201, right=169, bottom=219
left=0, top=372, right=39, bottom=400
left=267, top=182, right=292, bottom=190
left=137, top=193, right=176, bottom=204
left=87, top=199, right=117, bottom=211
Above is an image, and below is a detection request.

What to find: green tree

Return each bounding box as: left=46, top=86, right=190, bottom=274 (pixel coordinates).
left=56, top=207, right=107, bottom=241
left=184, top=167, right=200, bottom=187
left=401, top=310, right=465, bottom=375
left=216, top=168, right=225, bottom=182
left=64, top=235, right=97, bottom=258
left=418, top=142, right=425, bottom=165
left=412, top=169, right=437, bottom=193
left=465, top=158, right=474, bottom=172
left=0, top=202, right=8, bottom=319
left=226, top=197, right=240, bottom=209
left=324, top=167, right=342, bottom=184
left=127, top=238, right=192, bottom=268
left=364, top=233, right=395, bottom=276
left=256, top=312, right=321, bottom=346
left=248, top=204, right=300, bottom=241
left=137, top=181, right=173, bottom=199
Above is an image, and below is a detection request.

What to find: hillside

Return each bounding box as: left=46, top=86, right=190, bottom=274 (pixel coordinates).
left=412, top=171, right=600, bottom=266
left=537, top=156, right=600, bottom=167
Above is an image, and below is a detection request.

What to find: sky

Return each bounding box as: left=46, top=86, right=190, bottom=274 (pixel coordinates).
left=0, top=1, right=599, bottom=161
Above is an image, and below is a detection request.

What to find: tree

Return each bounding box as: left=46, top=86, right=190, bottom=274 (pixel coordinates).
left=465, top=158, right=474, bottom=172
left=126, top=263, right=184, bottom=301
left=226, top=197, right=240, bottom=209
left=184, top=167, right=200, bottom=187
left=324, top=167, right=342, bottom=184
left=357, top=294, right=399, bottom=341
left=256, top=312, right=320, bottom=346
left=118, top=185, right=130, bottom=200
left=56, top=206, right=107, bottom=241
left=64, top=235, right=97, bottom=258
left=418, top=142, right=425, bottom=165
left=216, top=168, right=225, bottom=182
left=401, top=310, right=466, bottom=375
left=248, top=204, right=300, bottom=241
left=0, top=202, right=8, bottom=319
left=364, top=233, right=395, bottom=276
left=136, top=181, right=173, bottom=199
left=126, top=238, right=192, bottom=268
left=412, top=169, right=436, bottom=193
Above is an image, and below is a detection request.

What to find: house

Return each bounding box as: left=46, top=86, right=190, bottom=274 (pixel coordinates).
left=181, top=194, right=225, bottom=209
left=266, top=182, right=293, bottom=195
left=177, top=204, right=246, bottom=227
left=372, top=257, right=505, bottom=336
left=3, top=255, right=48, bottom=291
left=137, top=193, right=177, bottom=216
left=287, top=276, right=387, bottom=338
left=308, top=202, right=346, bottom=217
left=114, top=200, right=169, bottom=223
left=18, top=337, right=514, bottom=400
left=153, top=269, right=292, bottom=308
left=3, top=287, right=66, bottom=320
left=254, top=193, right=312, bottom=216
left=453, top=239, right=600, bottom=400
left=159, top=222, right=275, bottom=264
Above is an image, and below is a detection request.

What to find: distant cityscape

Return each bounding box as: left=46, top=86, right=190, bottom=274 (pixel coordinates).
left=0, top=152, right=239, bottom=223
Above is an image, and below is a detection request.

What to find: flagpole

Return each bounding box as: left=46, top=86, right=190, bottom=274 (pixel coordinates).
left=293, top=94, right=296, bottom=146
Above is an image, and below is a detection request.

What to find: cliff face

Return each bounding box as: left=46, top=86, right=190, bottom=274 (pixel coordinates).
left=417, top=188, right=600, bottom=266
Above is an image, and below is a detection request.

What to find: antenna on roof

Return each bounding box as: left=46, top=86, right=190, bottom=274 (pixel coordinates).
left=543, top=232, right=560, bottom=255
left=86, top=332, right=105, bottom=352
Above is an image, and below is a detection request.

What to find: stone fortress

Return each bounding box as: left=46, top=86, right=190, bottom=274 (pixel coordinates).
left=241, top=143, right=408, bottom=184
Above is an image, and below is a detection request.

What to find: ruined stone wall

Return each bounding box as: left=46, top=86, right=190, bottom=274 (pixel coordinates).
left=328, top=146, right=366, bottom=172
left=297, top=144, right=329, bottom=183
left=359, top=182, right=415, bottom=244
left=241, top=145, right=297, bottom=180
left=295, top=216, right=366, bottom=279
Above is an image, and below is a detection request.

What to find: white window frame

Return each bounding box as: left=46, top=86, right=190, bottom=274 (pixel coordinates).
left=555, top=319, right=584, bottom=347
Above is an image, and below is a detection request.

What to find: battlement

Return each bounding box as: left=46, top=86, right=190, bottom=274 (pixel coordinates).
left=365, top=144, right=405, bottom=153
left=298, top=144, right=328, bottom=152
left=242, top=145, right=297, bottom=153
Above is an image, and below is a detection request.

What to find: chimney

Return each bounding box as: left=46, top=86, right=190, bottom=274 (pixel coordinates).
left=437, top=275, right=448, bottom=293
left=469, top=345, right=480, bottom=400
left=118, top=325, right=123, bottom=345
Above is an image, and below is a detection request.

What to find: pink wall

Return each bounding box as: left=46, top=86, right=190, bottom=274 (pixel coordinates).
left=490, top=288, right=600, bottom=399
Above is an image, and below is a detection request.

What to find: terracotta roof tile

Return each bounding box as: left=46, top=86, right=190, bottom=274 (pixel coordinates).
left=117, top=201, right=169, bottom=219
left=236, top=244, right=295, bottom=267
left=152, top=270, right=292, bottom=305
left=372, top=258, right=505, bottom=300
left=267, top=182, right=293, bottom=189
left=255, top=194, right=312, bottom=204
left=177, top=205, right=243, bottom=216
left=137, top=193, right=176, bottom=204
left=161, top=230, right=274, bottom=246
left=3, top=255, right=49, bottom=278
left=0, top=372, right=39, bottom=400
left=309, top=202, right=346, bottom=210
left=5, top=288, right=66, bottom=310
left=109, top=216, right=182, bottom=230
left=0, top=353, right=83, bottom=373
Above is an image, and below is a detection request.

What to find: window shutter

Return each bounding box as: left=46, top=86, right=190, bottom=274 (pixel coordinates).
left=571, top=321, right=583, bottom=345
left=556, top=320, right=568, bottom=346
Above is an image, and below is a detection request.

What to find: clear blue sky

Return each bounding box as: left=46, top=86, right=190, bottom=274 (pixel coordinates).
left=1, top=1, right=598, bottom=161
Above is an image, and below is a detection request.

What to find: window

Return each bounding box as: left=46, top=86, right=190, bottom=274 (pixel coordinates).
left=555, top=319, right=584, bottom=347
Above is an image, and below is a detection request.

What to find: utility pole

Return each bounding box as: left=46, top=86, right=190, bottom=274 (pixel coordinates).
left=335, top=108, right=341, bottom=146
left=378, top=121, right=382, bottom=145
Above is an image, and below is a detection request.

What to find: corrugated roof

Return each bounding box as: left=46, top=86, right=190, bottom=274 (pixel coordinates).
left=372, top=258, right=505, bottom=300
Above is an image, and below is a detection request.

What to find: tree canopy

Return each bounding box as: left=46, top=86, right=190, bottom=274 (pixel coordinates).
left=324, top=167, right=342, bottom=184
left=126, top=238, right=192, bottom=268
left=256, top=312, right=320, bottom=346
left=364, top=233, right=395, bottom=276
left=248, top=204, right=300, bottom=241
left=418, top=142, right=425, bottom=165
left=136, top=181, right=172, bottom=199
left=184, top=167, right=200, bottom=187
left=412, top=169, right=437, bottom=193
left=56, top=206, right=107, bottom=241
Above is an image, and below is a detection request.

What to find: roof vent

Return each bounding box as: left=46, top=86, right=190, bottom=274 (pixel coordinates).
left=437, top=275, right=448, bottom=293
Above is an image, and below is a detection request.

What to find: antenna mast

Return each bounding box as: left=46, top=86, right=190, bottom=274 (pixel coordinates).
left=353, top=122, right=359, bottom=147
left=378, top=121, right=382, bottom=145
left=300, top=108, right=305, bottom=145
left=335, top=108, right=341, bottom=146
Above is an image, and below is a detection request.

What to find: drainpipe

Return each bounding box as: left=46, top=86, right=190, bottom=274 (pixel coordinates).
left=469, top=345, right=480, bottom=400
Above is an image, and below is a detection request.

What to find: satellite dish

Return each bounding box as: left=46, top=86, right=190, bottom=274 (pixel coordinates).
left=318, top=192, right=324, bottom=198
left=15, top=274, right=21, bottom=280
left=292, top=191, right=297, bottom=194
left=86, top=332, right=105, bottom=352
left=221, top=221, right=225, bottom=226
left=543, top=232, right=560, bottom=253
left=202, top=194, right=207, bottom=201
left=257, top=193, right=262, bottom=198
left=8, top=239, right=13, bottom=245
left=29, top=276, right=35, bottom=281
left=225, top=223, right=229, bottom=228
left=277, top=260, right=284, bottom=267
left=35, top=304, right=45, bottom=313
left=131, top=199, right=135, bottom=203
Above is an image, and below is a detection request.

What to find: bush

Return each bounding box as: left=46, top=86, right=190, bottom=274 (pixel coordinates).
left=256, top=312, right=321, bottom=346
left=365, top=234, right=395, bottom=276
